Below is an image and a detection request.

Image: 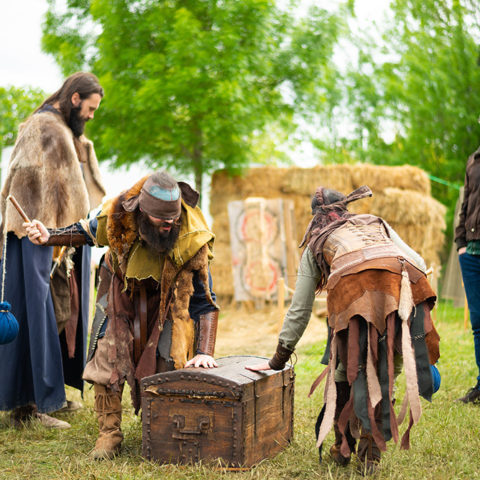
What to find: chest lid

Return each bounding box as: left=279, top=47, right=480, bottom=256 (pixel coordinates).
left=141, top=355, right=294, bottom=401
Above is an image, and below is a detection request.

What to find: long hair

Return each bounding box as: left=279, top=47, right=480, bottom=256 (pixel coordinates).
left=300, top=185, right=373, bottom=290
left=35, top=72, right=104, bottom=123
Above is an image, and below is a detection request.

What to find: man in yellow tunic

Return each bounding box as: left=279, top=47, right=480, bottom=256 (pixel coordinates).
left=26, top=171, right=219, bottom=459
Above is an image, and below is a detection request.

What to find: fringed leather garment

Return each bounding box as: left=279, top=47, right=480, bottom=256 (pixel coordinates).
left=309, top=213, right=439, bottom=457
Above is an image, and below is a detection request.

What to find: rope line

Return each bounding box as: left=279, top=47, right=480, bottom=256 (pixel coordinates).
left=428, top=174, right=461, bottom=190
left=1, top=195, right=10, bottom=303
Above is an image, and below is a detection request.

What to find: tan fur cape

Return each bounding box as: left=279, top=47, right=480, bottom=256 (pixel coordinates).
left=1, top=110, right=105, bottom=238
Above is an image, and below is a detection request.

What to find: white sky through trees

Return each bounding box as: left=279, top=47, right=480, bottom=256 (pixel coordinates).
left=0, top=0, right=388, bottom=221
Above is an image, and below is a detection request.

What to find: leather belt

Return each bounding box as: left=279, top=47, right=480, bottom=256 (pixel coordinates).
left=134, top=284, right=148, bottom=364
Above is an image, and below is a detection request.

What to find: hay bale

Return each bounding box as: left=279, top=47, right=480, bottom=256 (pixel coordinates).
left=209, top=165, right=445, bottom=299
left=211, top=167, right=287, bottom=202
left=370, top=188, right=446, bottom=267
left=371, top=188, right=445, bottom=226
left=210, top=246, right=233, bottom=297
left=350, top=164, right=431, bottom=195
left=280, top=165, right=354, bottom=195
left=212, top=216, right=231, bottom=245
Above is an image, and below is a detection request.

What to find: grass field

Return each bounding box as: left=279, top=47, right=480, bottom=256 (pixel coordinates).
left=0, top=300, right=479, bottom=479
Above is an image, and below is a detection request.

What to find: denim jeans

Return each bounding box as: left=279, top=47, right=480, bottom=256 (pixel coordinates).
left=459, top=252, right=480, bottom=383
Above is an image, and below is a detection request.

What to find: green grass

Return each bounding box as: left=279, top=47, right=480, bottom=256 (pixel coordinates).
left=1, top=301, right=479, bottom=479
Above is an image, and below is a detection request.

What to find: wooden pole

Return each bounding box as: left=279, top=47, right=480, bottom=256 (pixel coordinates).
left=50, top=246, right=68, bottom=278
left=277, top=277, right=285, bottom=333
left=89, top=261, right=97, bottom=330
left=427, top=265, right=438, bottom=325
left=8, top=195, right=30, bottom=223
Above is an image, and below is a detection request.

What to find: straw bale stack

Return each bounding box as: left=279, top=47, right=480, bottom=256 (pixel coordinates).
left=370, top=188, right=446, bottom=265
left=280, top=165, right=355, bottom=195
left=210, top=164, right=445, bottom=298
left=350, top=164, right=431, bottom=196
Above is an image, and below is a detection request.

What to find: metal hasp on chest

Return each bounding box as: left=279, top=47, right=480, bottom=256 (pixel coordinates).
left=141, top=355, right=295, bottom=468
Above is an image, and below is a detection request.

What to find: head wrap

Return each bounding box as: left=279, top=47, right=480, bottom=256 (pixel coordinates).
left=311, top=185, right=372, bottom=215
left=122, top=171, right=182, bottom=219
left=300, top=185, right=372, bottom=248
left=300, top=185, right=373, bottom=290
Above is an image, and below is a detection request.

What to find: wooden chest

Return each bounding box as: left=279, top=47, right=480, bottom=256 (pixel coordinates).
left=141, top=355, right=294, bottom=467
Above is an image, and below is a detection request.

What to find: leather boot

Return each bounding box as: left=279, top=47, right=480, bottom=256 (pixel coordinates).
left=330, top=421, right=355, bottom=467
left=329, top=381, right=356, bottom=466
left=330, top=423, right=353, bottom=466
left=90, top=384, right=124, bottom=460
left=357, top=433, right=381, bottom=475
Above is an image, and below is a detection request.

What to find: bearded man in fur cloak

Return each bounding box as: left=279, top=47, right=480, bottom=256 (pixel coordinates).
left=25, top=170, right=220, bottom=459
left=0, top=72, right=106, bottom=429
left=247, top=185, right=440, bottom=475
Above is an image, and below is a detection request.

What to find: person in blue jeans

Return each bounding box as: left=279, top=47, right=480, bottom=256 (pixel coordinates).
left=456, top=146, right=480, bottom=403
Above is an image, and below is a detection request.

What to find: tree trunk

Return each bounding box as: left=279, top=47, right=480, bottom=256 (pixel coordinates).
left=194, top=168, right=203, bottom=203
left=192, top=122, right=204, bottom=203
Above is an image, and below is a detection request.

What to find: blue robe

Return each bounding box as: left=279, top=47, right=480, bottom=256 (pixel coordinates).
left=0, top=234, right=90, bottom=413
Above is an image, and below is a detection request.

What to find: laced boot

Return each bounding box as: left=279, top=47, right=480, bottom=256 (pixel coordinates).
left=329, top=381, right=356, bottom=466
left=90, top=384, right=124, bottom=460
left=357, top=433, right=381, bottom=476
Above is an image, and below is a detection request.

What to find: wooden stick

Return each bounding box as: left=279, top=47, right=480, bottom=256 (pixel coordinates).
left=50, top=246, right=68, bottom=278
left=277, top=277, right=285, bottom=333
left=8, top=195, right=31, bottom=223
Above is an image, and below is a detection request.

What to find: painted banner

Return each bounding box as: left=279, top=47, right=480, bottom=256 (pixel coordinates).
left=228, top=198, right=299, bottom=302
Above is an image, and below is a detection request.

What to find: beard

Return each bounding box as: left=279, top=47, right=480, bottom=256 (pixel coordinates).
left=136, top=211, right=181, bottom=253
left=68, top=104, right=87, bottom=137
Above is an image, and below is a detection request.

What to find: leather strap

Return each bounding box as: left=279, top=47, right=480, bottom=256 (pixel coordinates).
left=45, top=232, right=87, bottom=247
left=196, top=310, right=219, bottom=356
left=139, top=285, right=148, bottom=352
left=134, top=284, right=148, bottom=364
left=46, top=224, right=89, bottom=247
left=65, top=268, right=80, bottom=359
left=268, top=343, right=294, bottom=370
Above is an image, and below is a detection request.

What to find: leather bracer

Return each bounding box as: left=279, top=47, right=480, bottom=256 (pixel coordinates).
left=45, top=223, right=90, bottom=247
left=268, top=343, right=294, bottom=370
left=196, top=309, right=219, bottom=356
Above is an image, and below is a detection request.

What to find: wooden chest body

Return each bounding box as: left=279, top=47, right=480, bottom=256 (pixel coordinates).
left=141, top=355, right=294, bottom=467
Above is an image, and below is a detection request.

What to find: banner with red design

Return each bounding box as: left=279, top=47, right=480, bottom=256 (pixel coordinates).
left=228, top=198, right=299, bottom=302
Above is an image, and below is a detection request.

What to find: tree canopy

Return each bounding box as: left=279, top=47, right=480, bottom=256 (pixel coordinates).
left=0, top=86, right=45, bottom=153
left=42, top=0, right=345, bottom=194
left=329, top=0, right=480, bottom=217
left=39, top=0, right=480, bottom=240
left=0, top=86, right=45, bottom=185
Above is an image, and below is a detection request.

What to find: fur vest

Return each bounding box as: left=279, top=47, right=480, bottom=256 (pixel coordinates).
left=1, top=110, right=105, bottom=238
left=96, top=176, right=217, bottom=377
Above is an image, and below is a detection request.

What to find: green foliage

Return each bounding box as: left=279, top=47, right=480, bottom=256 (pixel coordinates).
left=0, top=86, right=45, bottom=152
left=42, top=0, right=92, bottom=75
left=383, top=0, right=480, bottom=181
left=342, top=0, right=480, bottom=174
left=322, top=0, right=480, bottom=249
left=42, top=0, right=344, bottom=193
